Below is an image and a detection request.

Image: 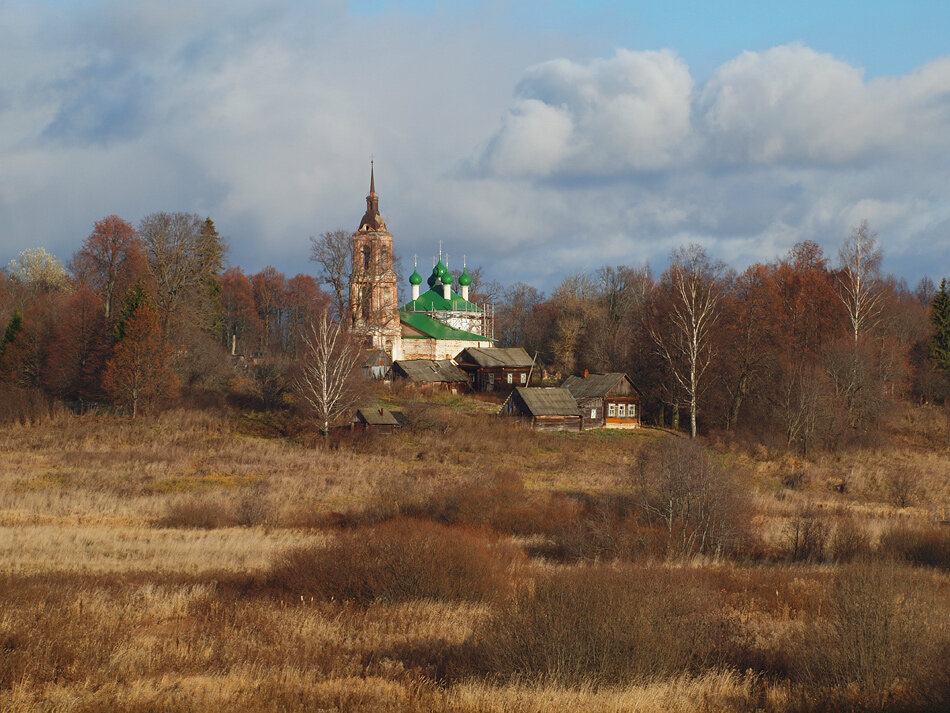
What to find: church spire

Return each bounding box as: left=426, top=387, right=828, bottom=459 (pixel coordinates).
left=358, top=159, right=387, bottom=232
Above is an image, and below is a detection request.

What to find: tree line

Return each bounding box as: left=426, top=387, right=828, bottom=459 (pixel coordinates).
left=3, top=217, right=950, bottom=449
left=0, top=214, right=330, bottom=417
left=487, top=222, right=950, bottom=450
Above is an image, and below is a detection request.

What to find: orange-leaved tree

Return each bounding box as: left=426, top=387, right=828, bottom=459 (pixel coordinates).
left=102, top=292, right=178, bottom=418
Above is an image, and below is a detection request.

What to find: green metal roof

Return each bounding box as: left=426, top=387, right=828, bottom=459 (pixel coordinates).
left=400, top=286, right=482, bottom=313
left=399, top=310, right=491, bottom=341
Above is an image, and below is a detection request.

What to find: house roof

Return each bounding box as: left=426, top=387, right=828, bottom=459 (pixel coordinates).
left=400, top=310, right=491, bottom=341
left=506, top=387, right=581, bottom=416
left=401, top=286, right=482, bottom=313
left=457, top=346, right=534, bottom=368
left=353, top=407, right=400, bottom=426
left=393, top=359, right=469, bottom=383
left=562, top=372, right=636, bottom=400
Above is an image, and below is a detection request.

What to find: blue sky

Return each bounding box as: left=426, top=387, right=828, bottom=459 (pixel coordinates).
left=2, top=0, right=949, bottom=292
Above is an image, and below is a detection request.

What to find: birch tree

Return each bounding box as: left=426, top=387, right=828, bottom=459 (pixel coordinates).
left=837, top=220, right=883, bottom=346
left=294, top=312, right=364, bottom=438
left=648, top=244, right=724, bottom=438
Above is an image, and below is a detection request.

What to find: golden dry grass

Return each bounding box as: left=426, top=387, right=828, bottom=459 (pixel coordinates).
left=1, top=400, right=948, bottom=712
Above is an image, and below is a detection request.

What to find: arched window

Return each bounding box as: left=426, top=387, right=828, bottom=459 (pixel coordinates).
left=362, top=245, right=371, bottom=271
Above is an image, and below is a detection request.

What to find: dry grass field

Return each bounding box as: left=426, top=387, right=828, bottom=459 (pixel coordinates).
left=2, top=395, right=949, bottom=712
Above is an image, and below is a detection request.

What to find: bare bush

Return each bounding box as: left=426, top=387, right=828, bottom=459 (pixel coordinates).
left=782, top=506, right=829, bottom=563
left=157, top=495, right=232, bottom=529
left=828, top=515, right=871, bottom=563
left=476, top=564, right=724, bottom=686
left=879, top=522, right=950, bottom=570
left=797, top=560, right=944, bottom=709
left=636, top=438, right=748, bottom=559
left=268, top=518, right=524, bottom=604
left=883, top=465, right=919, bottom=509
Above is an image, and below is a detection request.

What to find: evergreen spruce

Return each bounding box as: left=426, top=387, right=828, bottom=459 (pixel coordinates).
left=930, top=278, right=950, bottom=371
left=0, top=310, right=23, bottom=359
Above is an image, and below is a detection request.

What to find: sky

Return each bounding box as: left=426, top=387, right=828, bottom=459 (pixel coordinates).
left=1, top=0, right=949, bottom=293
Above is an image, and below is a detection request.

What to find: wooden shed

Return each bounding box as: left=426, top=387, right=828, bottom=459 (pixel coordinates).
left=561, top=372, right=641, bottom=429
left=499, top=387, right=583, bottom=431
left=361, top=348, right=392, bottom=380
left=391, top=359, right=470, bottom=393
left=455, top=347, right=535, bottom=391
left=350, top=407, right=400, bottom=434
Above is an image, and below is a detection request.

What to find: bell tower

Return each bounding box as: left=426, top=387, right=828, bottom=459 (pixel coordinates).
left=350, top=161, right=400, bottom=353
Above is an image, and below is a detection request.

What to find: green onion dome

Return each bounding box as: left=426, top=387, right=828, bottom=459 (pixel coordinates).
left=409, top=269, right=423, bottom=285
left=458, top=269, right=471, bottom=286
left=442, top=270, right=454, bottom=285
left=435, top=259, right=448, bottom=278
left=428, top=265, right=440, bottom=287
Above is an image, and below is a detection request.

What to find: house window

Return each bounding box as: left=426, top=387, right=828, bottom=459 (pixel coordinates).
left=520, top=372, right=527, bottom=384
left=590, top=408, right=596, bottom=419
left=630, top=404, right=636, bottom=418
left=618, top=403, right=626, bottom=417
left=488, top=373, right=494, bottom=385
left=507, top=372, right=513, bottom=384
left=608, top=403, right=616, bottom=417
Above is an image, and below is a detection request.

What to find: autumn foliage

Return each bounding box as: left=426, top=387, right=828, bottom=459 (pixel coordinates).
left=102, top=298, right=179, bottom=418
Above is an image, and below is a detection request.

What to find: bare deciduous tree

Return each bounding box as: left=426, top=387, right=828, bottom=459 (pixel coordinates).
left=309, top=229, right=351, bottom=320
left=139, top=213, right=226, bottom=336
left=294, top=312, right=365, bottom=438
left=648, top=244, right=724, bottom=438
left=837, top=220, right=883, bottom=345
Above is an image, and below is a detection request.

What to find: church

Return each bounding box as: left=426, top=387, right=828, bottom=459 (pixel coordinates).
left=349, top=164, right=495, bottom=361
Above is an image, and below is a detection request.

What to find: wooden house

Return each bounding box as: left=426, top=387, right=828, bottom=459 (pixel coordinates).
left=561, top=372, right=641, bottom=429
left=391, top=359, right=470, bottom=393
left=499, top=387, right=583, bottom=431
left=455, top=347, right=535, bottom=391
left=350, top=407, right=401, bottom=434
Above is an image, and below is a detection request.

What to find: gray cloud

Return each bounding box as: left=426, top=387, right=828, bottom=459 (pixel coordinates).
left=0, top=3, right=947, bottom=293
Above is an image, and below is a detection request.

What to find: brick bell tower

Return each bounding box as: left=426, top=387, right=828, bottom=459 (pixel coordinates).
left=349, top=161, right=400, bottom=353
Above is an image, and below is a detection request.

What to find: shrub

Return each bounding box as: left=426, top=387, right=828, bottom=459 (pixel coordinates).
left=782, top=506, right=829, bottom=563
left=157, top=495, right=232, bottom=529
left=475, top=564, right=725, bottom=686
left=268, top=518, right=524, bottom=604
left=879, top=522, right=950, bottom=570
left=795, top=560, right=947, bottom=709
left=883, top=465, right=919, bottom=509
left=827, top=515, right=871, bottom=563
left=635, top=439, right=750, bottom=560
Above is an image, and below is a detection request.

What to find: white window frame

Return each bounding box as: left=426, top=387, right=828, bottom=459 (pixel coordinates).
left=608, top=403, right=616, bottom=417
left=520, top=372, right=527, bottom=384
left=630, top=404, right=636, bottom=418
left=618, top=403, right=626, bottom=417
left=507, top=372, right=513, bottom=384
left=590, top=408, right=596, bottom=419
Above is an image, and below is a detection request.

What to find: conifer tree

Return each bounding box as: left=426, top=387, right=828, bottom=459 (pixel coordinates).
left=930, top=278, right=950, bottom=372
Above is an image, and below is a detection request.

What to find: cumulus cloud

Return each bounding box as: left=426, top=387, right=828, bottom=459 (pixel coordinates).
left=0, top=1, right=948, bottom=291
left=477, top=49, right=694, bottom=177
left=469, top=44, right=950, bottom=284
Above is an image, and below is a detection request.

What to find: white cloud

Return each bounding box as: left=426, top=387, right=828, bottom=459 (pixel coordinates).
left=477, top=49, right=694, bottom=176
left=0, top=0, right=948, bottom=292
